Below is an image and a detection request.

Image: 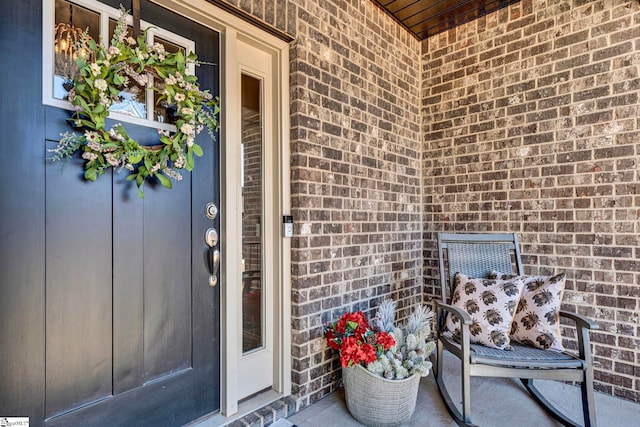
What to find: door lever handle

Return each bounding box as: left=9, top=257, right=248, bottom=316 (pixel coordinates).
left=209, top=249, right=220, bottom=287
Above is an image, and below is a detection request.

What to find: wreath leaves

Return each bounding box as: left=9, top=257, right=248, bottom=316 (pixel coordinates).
left=48, top=6, right=220, bottom=198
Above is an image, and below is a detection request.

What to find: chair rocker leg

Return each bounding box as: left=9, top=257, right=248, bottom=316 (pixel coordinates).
left=521, top=378, right=594, bottom=427
left=434, top=349, right=478, bottom=427
left=430, top=345, right=440, bottom=379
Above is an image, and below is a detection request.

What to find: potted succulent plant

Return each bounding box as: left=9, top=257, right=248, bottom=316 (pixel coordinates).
left=325, top=299, right=436, bottom=427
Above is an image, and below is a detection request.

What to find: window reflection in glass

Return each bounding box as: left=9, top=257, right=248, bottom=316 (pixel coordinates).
left=52, top=1, right=191, bottom=126
left=53, top=0, right=99, bottom=100
left=153, top=38, right=185, bottom=124
left=107, top=19, right=147, bottom=119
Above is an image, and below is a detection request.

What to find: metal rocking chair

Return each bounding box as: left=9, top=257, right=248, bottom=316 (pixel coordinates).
left=433, top=232, right=599, bottom=427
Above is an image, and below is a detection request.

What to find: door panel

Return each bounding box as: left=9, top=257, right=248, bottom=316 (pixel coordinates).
left=0, top=0, right=47, bottom=422
left=113, top=195, right=144, bottom=394
left=41, top=1, right=221, bottom=425
left=143, top=183, right=192, bottom=382
left=44, top=161, right=113, bottom=418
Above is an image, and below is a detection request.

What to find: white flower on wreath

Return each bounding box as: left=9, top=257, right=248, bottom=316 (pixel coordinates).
left=174, top=154, right=186, bottom=169
left=90, top=62, right=101, bottom=76
left=85, top=131, right=100, bottom=142
left=87, top=140, right=102, bottom=152
left=109, top=127, right=126, bottom=142
left=174, top=93, right=186, bottom=103
left=130, top=73, right=148, bottom=86
left=105, top=153, right=119, bottom=167
left=108, top=45, right=121, bottom=57
left=162, top=167, right=183, bottom=181
left=165, top=75, right=177, bottom=86
left=150, top=162, right=162, bottom=173
left=136, top=48, right=148, bottom=61
left=94, top=78, right=108, bottom=91
left=180, top=123, right=194, bottom=136
left=152, top=43, right=165, bottom=54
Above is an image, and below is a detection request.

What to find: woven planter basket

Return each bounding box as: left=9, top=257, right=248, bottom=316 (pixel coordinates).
left=342, top=364, right=420, bottom=427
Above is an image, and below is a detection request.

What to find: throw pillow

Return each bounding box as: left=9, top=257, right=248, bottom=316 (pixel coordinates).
left=445, top=273, right=525, bottom=350
left=488, top=271, right=566, bottom=351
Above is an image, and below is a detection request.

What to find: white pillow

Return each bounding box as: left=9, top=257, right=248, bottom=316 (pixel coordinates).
left=445, top=273, right=525, bottom=350
left=489, top=271, right=566, bottom=351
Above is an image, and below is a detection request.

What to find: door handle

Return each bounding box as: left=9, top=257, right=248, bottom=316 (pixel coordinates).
left=204, top=227, right=219, bottom=286
left=209, top=249, right=220, bottom=287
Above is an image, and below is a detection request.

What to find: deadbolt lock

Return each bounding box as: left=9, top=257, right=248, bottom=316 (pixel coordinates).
left=205, top=202, right=218, bottom=219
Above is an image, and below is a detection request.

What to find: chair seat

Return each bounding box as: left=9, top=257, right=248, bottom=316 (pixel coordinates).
left=442, top=333, right=585, bottom=369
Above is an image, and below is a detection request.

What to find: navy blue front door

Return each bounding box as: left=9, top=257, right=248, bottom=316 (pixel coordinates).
left=0, top=1, right=220, bottom=425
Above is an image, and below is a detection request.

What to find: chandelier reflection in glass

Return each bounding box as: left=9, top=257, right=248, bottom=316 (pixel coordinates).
left=54, top=21, right=85, bottom=92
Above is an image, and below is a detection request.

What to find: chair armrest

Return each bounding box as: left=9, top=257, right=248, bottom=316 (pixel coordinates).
left=434, top=300, right=472, bottom=325
left=434, top=300, right=473, bottom=360
left=559, top=310, right=599, bottom=330
left=560, top=310, right=598, bottom=361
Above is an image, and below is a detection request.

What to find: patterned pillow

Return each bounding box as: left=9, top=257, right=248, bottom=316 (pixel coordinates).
left=488, top=271, right=566, bottom=352
left=445, top=273, right=525, bottom=350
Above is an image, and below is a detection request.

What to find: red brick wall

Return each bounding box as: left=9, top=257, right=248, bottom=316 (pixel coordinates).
left=422, top=0, right=640, bottom=402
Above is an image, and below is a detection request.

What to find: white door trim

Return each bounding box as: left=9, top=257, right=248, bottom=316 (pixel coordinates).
left=151, top=0, right=291, bottom=417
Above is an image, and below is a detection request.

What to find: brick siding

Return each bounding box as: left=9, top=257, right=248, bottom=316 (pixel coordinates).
left=221, top=0, right=640, bottom=412
left=422, top=0, right=640, bottom=402
left=286, top=0, right=424, bottom=407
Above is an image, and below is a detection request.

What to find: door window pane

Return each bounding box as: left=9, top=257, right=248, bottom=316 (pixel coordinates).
left=107, top=19, right=146, bottom=119
left=50, top=0, right=193, bottom=126
left=54, top=0, right=99, bottom=100
left=152, top=38, right=186, bottom=124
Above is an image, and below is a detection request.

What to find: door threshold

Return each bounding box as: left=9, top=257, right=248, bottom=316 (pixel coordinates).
left=187, top=390, right=287, bottom=426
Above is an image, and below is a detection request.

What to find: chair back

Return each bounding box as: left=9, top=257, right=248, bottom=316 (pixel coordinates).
left=437, top=233, right=524, bottom=304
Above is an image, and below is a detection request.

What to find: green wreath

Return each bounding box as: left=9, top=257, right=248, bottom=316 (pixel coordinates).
left=49, top=7, right=220, bottom=197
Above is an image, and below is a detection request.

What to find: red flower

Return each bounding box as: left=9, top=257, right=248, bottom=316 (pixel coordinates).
left=376, top=331, right=396, bottom=351
left=326, top=310, right=389, bottom=368
left=339, top=336, right=361, bottom=367
left=360, top=343, right=377, bottom=364
left=326, top=330, right=340, bottom=350
left=335, top=311, right=370, bottom=337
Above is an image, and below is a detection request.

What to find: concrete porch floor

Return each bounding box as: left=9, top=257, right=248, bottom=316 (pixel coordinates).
left=287, top=352, right=640, bottom=427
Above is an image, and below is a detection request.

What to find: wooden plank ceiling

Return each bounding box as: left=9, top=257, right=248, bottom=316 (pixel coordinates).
left=371, top=0, right=520, bottom=40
